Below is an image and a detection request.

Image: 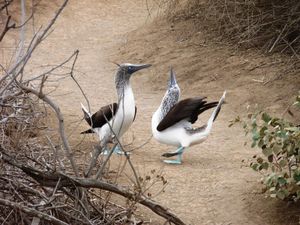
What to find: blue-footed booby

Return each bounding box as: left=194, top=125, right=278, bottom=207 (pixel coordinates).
left=81, top=63, right=151, bottom=175
left=151, top=68, right=226, bottom=164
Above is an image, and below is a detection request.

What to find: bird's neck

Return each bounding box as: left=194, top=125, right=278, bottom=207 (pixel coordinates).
left=116, top=83, right=134, bottom=106
left=158, top=88, right=179, bottom=120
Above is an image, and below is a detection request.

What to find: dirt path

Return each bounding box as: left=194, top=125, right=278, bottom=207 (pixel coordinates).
left=19, top=1, right=300, bottom=224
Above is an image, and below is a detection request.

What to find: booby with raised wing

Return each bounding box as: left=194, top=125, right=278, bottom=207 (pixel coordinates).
left=81, top=63, right=151, bottom=175
left=151, top=68, right=226, bottom=164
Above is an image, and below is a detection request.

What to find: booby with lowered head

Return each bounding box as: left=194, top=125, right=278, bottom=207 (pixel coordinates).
left=81, top=63, right=151, bottom=174
left=151, top=68, right=226, bottom=164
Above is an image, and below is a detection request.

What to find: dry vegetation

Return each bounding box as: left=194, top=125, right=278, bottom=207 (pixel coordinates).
left=0, top=1, right=185, bottom=224
left=167, top=0, right=300, bottom=59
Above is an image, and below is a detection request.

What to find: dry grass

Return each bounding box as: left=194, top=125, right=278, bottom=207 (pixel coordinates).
left=167, top=0, right=300, bottom=57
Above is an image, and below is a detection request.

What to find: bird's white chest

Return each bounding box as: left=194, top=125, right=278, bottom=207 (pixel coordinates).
left=112, top=87, right=135, bottom=137
left=152, top=109, right=182, bottom=146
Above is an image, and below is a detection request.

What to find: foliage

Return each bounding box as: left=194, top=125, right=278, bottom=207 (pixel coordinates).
left=231, top=92, right=300, bottom=201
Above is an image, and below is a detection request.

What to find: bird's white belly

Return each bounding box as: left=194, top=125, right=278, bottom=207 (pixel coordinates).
left=94, top=87, right=135, bottom=144
left=152, top=110, right=186, bottom=146
left=111, top=87, right=135, bottom=138
left=111, top=105, right=134, bottom=138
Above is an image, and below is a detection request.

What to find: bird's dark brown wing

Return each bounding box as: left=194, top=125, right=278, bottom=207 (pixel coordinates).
left=156, top=97, right=218, bottom=132
left=86, top=103, right=118, bottom=128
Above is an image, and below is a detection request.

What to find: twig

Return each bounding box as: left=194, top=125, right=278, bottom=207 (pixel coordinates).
left=17, top=83, right=79, bottom=176
left=1, top=149, right=186, bottom=225
left=0, top=15, right=15, bottom=42
left=24, top=50, right=79, bottom=83
left=46, top=135, right=65, bottom=172
left=68, top=50, right=92, bottom=113
left=268, top=24, right=287, bottom=53
left=0, top=0, right=69, bottom=96
left=0, top=198, right=68, bottom=225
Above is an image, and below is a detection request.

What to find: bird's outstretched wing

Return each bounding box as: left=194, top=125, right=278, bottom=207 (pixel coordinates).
left=156, top=97, right=218, bottom=132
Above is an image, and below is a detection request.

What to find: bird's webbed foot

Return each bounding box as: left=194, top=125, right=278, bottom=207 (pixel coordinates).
left=163, top=155, right=182, bottom=164
left=162, top=147, right=185, bottom=164
left=101, top=144, right=130, bottom=155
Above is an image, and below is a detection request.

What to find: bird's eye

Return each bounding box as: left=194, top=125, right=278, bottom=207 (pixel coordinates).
left=128, top=66, right=132, bottom=70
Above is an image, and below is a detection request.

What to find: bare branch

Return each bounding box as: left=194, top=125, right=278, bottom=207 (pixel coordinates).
left=0, top=198, right=68, bottom=225
left=17, top=83, right=79, bottom=176
left=0, top=15, right=16, bottom=42
left=0, top=0, right=69, bottom=96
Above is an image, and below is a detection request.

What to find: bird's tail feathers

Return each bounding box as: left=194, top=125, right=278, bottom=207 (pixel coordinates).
left=81, top=103, right=91, bottom=117
left=198, top=101, right=218, bottom=114
left=206, top=91, right=226, bottom=131
left=81, top=103, right=92, bottom=125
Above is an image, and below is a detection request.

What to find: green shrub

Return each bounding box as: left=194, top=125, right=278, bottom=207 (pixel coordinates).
left=231, top=92, right=300, bottom=201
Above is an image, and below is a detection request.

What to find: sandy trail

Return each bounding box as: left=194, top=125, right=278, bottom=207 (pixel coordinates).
left=6, top=0, right=300, bottom=224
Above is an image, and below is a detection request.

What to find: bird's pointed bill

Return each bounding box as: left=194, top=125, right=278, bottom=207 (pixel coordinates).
left=169, top=68, right=177, bottom=87
left=131, top=63, right=152, bottom=73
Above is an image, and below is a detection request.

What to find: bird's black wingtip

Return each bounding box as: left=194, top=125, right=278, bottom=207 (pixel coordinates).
left=80, top=129, right=94, bottom=134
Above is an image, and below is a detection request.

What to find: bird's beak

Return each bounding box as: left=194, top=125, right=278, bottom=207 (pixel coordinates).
left=169, top=67, right=177, bottom=86
left=132, top=64, right=152, bottom=73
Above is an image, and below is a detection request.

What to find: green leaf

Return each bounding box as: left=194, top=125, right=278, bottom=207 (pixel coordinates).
left=262, top=148, right=273, bottom=157
left=252, top=131, right=260, bottom=141
left=268, top=155, right=274, bottom=163
left=293, top=172, right=300, bottom=182
left=271, top=165, right=275, bottom=172
left=276, top=190, right=287, bottom=200
left=279, top=159, right=288, bottom=167
left=278, top=177, right=287, bottom=185
left=258, top=139, right=265, bottom=148
left=272, top=144, right=282, bottom=155
left=261, top=162, right=269, bottom=170
left=251, top=163, right=259, bottom=171
left=257, top=157, right=263, bottom=164
left=262, top=112, right=272, bottom=123
left=259, top=126, right=268, bottom=136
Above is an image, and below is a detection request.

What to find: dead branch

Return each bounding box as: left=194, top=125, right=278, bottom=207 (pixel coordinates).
left=17, top=82, right=79, bottom=176
left=0, top=151, right=185, bottom=225
left=69, top=49, right=92, bottom=112
left=0, top=198, right=68, bottom=225
left=0, top=15, right=15, bottom=42
left=0, top=0, right=69, bottom=96
left=0, top=0, right=13, bottom=12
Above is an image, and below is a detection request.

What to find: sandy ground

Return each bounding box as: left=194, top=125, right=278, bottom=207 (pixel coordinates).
left=2, top=0, right=300, bottom=224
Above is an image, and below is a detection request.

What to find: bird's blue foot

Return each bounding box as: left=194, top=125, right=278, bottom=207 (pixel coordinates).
left=163, top=153, right=183, bottom=164
left=162, top=147, right=185, bottom=165
left=101, top=145, right=129, bottom=155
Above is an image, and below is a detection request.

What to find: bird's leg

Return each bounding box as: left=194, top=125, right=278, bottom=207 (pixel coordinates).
left=113, top=144, right=123, bottom=154
left=101, top=146, right=111, bottom=155
left=101, top=144, right=127, bottom=155
left=163, top=147, right=185, bottom=164
left=101, top=145, right=123, bottom=155
left=85, top=144, right=103, bottom=177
